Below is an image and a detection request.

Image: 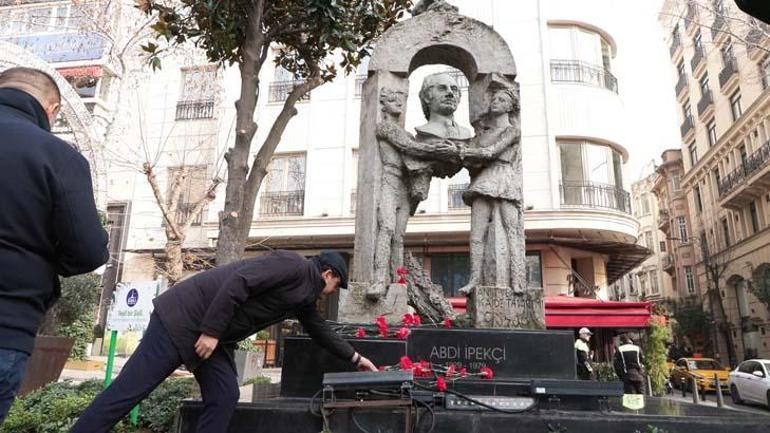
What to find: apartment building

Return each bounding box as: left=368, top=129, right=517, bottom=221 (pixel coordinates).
left=661, top=0, right=770, bottom=361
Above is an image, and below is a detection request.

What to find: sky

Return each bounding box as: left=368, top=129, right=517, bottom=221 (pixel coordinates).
left=615, top=0, right=683, bottom=183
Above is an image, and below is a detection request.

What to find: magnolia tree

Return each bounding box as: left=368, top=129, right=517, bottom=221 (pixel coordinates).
left=139, top=0, right=412, bottom=265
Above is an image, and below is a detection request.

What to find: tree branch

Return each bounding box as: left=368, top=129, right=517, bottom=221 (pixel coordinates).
left=143, top=162, right=182, bottom=239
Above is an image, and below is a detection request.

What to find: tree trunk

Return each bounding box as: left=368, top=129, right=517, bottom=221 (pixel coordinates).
left=165, top=238, right=184, bottom=286
left=404, top=252, right=461, bottom=324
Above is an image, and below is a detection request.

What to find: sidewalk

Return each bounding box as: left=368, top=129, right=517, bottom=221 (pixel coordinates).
left=662, top=392, right=769, bottom=415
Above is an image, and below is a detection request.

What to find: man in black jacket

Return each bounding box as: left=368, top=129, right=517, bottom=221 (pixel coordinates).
left=0, top=67, right=109, bottom=424
left=71, top=249, right=377, bottom=433
left=613, top=335, right=646, bottom=394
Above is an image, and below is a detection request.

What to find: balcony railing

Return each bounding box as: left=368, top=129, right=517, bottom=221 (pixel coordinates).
left=711, top=15, right=726, bottom=40
left=448, top=183, right=470, bottom=210
left=658, top=208, right=671, bottom=228
left=718, top=56, right=738, bottom=89
left=746, top=25, right=769, bottom=59
left=697, top=89, right=713, bottom=116
left=675, top=73, right=688, bottom=96
left=670, top=32, right=681, bottom=57
left=718, top=140, right=770, bottom=197
left=268, top=80, right=310, bottom=103
left=662, top=253, right=675, bottom=272
left=354, top=75, right=367, bottom=97
left=447, top=70, right=470, bottom=91
left=559, top=181, right=631, bottom=214
left=549, top=60, right=618, bottom=93
left=680, top=114, right=694, bottom=137
left=691, top=46, right=705, bottom=72
left=175, top=100, right=215, bottom=120
left=259, top=190, right=305, bottom=217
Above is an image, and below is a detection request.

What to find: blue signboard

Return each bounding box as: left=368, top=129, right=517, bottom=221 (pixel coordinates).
left=3, top=32, right=105, bottom=63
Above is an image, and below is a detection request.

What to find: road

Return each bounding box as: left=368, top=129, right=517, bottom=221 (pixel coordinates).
left=662, top=391, right=770, bottom=415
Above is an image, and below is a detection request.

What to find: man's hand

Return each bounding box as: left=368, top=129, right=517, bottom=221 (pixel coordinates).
left=356, top=355, right=378, bottom=372
left=195, top=334, right=219, bottom=360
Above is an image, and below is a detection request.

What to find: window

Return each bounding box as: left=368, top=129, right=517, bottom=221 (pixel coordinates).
left=694, top=31, right=703, bottom=50
left=739, top=145, right=748, bottom=167
left=713, top=169, right=721, bottom=195
left=722, top=218, right=731, bottom=247
left=750, top=201, right=760, bottom=234
left=166, top=166, right=209, bottom=226
left=660, top=241, right=667, bottom=252
left=179, top=66, right=217, bottom=101
left=707, top=121, right=717, bottom=147
left=762, top=57, right=770, bottom=89
left=642, top=194, right=651, bottom=215
left=689, top=143, right=699, bottom=166
left=677, top=60, right=686, bottom=80
left=672, top=173, right=682, bottom=192
left=683, top=101, right=692, bottom=119
left=645, top=231, right=654, bottom=250
left=260, top=154, right=306, bottom=217
left=694, top=185, right=703, bottom=212
left=678, top=216, right=689, bottom=243
left=699, top=74, right=710, bottom=97
left=685, top=266, right=695, bottom=294
left=730, top=90, right=743, bottom=121
left=558, top=140, right=627, bottom=212
left=649, top=270, right=659, bottom=294
left=526, top=251, right=543, bottom=289
left=722, top=38, right=734, bottom=64
left=430, top=253, right=469, bottom=297
left=548, top=25, right=616, bottom=91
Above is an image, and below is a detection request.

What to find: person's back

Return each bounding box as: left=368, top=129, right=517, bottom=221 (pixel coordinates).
left=0, top=68, right=109, bottom=424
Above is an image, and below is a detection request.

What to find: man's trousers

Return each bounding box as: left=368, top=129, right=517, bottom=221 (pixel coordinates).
left=69, top=313, right=240, bottom=433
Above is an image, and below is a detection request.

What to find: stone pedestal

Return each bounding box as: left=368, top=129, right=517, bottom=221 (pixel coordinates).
left=467, top=286, right=544, bottom=329
left=337, top=282, right=409, bottom=323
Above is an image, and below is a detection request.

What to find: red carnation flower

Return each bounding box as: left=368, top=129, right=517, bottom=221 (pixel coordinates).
left=396, top=267, right=408, bottom=284
left=376, top=315, right=388, bottom=337
left=355, top=327, right=366, bottom=338
left=415, top=360, right=432, bottom=377
left=443, top=318, right=452, bottom=328
left=480, top=367, right=494, bottom=380
left=399, top=356, right=413, bottom=371
left=396, top=327, right=410, bottom=340
left=412, top=314, right=422, bottom=326
left=402, top=313, right=414, bottom=326
left=436, top=376, right=447, bottom=392
left=445, top=363, right=457, bottom=378
left=459, top=367, right=468, bottom=378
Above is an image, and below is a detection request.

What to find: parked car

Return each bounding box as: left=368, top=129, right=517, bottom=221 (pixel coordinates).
left=728, top=359, right=770, bottom=408
left=670, top=357, right=730, bottom=393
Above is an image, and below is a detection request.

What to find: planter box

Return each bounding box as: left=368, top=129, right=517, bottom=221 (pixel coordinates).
left=18, top=335, right=74, bottom=396
left=234, top=349, right=263, bottom=385
left=251, top=382, right=281, bottom=401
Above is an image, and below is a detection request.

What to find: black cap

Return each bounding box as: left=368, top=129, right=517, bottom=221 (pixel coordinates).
left=318, top=250, right=348, bottom=289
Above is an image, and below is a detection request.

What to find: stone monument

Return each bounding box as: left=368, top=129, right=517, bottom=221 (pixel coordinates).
left=338, top=0, right=544, bottom=329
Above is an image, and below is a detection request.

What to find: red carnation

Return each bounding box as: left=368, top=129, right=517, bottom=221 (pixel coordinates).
left=480, top=367, right=494, bottom=380
left=355, top=327, right=366, bottom=338
left=412, top=314, right=422, bottom=326
left=443, top=318, right=452, bottom=328
left=415, top=360, right=432, bottom=377
left=445, top=363, right=457, bottom=378
left=402, top=313, right=414, bottom=326
left=459, top=367, right=468, bottom=378
left=376, top=315, right=388, bottom=337
left=436, top=376, right=447, bottom=392
left=399, top=356, right=413, bottom=371
left=396, top=266, right=408, bottom=284
left=396, top=327, right=410, bottom=340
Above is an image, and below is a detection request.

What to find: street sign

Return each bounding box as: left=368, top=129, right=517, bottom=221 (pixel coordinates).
left=106, top=281, right=158, bottom=333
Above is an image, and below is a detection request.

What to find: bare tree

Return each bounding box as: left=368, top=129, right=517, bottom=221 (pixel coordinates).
left=697, top=236, right=738, bottom=365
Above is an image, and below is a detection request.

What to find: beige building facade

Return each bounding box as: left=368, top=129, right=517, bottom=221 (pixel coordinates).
left=661, top=0, right=770, bottom=363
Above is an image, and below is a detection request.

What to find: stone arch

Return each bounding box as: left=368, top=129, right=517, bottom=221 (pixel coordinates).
left=0, top=40, right=105, bottom=205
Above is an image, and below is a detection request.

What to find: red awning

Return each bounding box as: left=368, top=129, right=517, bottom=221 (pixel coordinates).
left=448, top=296, right=652, bottom=328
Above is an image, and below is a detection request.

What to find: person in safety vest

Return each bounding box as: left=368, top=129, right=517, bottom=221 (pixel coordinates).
left=575, top=327, right=593, bottom=380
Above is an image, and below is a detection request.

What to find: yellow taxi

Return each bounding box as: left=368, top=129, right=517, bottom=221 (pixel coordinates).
left=670, top=357, right=731, bottom=393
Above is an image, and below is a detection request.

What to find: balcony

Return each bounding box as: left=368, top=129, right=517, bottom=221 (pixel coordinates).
left=680, top=114, right=694, bottom=138
left=718, top=140, right=770, bottom=208
left=663, top=253, right=675, bottom=275
left=448, top=183, right=470, bottom=210
left=354, top=75, right=367, bottom=98
left=670, top=32, right=682, bottom=58
left=697, top=89, right=713, bottom=118
left=690, top=46, right=705, bottom=74
left=259, top=190, right=305, bottom=217
left=268, top=80, right=310, bottom=103
left=559, top=181, right=631, bottom=214
left=685, top=2, right=698, bottom=32
left=711, top=15, right=726, bottom=42
left=747, top=23, right=770, bottom=61
left=718, top=57, right=738, bottom=91
left=675, top=73, right=688, bottom=97
left=658, top=208, right=671, bottom=231
left=175, top=100, right=215, bottom=120
left=550, top=60, right=618, bottom=93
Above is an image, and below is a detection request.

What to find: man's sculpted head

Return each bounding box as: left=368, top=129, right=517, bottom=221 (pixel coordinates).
left=419, top=72, right=461, bottom=120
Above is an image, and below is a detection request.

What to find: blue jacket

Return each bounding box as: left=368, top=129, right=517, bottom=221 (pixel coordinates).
left=0, top=88, right=109, bottom=354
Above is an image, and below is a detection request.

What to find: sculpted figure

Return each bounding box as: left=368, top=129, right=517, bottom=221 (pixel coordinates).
left=458, top=83, right=524, bottom=295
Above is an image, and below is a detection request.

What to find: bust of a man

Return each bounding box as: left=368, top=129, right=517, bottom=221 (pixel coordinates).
left=415, top=72, right=474, bottom=141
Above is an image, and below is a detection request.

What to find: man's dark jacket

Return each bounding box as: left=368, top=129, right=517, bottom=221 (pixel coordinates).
left=0, top=88, right=109, bottom=354
left=153, top=250, right=356, bottom=371
left=613, top=343, right=645, bottom=382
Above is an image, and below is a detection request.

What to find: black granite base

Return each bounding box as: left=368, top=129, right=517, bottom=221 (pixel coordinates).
left=176, top=397, right=770, bottom=433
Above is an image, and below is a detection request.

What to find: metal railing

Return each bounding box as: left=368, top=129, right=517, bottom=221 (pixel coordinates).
left=663, top=253, right=675, bottom=269
left=448, top=183, right=470, bottom=209
left=718, top=140, right=770, bottom=197
left=712, top=15, right=726, bottom=40
left=259, top=190, right=305, bottom=217
left=549, top=60, right=618, bottom=93
left=697, top=89, right=713, bottom=116
left=675, top=73, right=688, bottom=95
left=746, top=25, right=768, bottom=59
left=691, top=46, right=705, bottom=72
left=447, top=70, right=470, bottom=91
left=670, top=32, right=681, bottom=57
left=681, top=114, right=694, bottom=137
left=659, top=208, right=670, bottom=224
left=175, top=100, right=215, bottom=120
left=718, top=56, right=738, bottom=89
left=559, top=181, right=631, bottom=213
left=354, top=75, right=367, bottom=97
left=268, top=80, right=310, bottom=103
